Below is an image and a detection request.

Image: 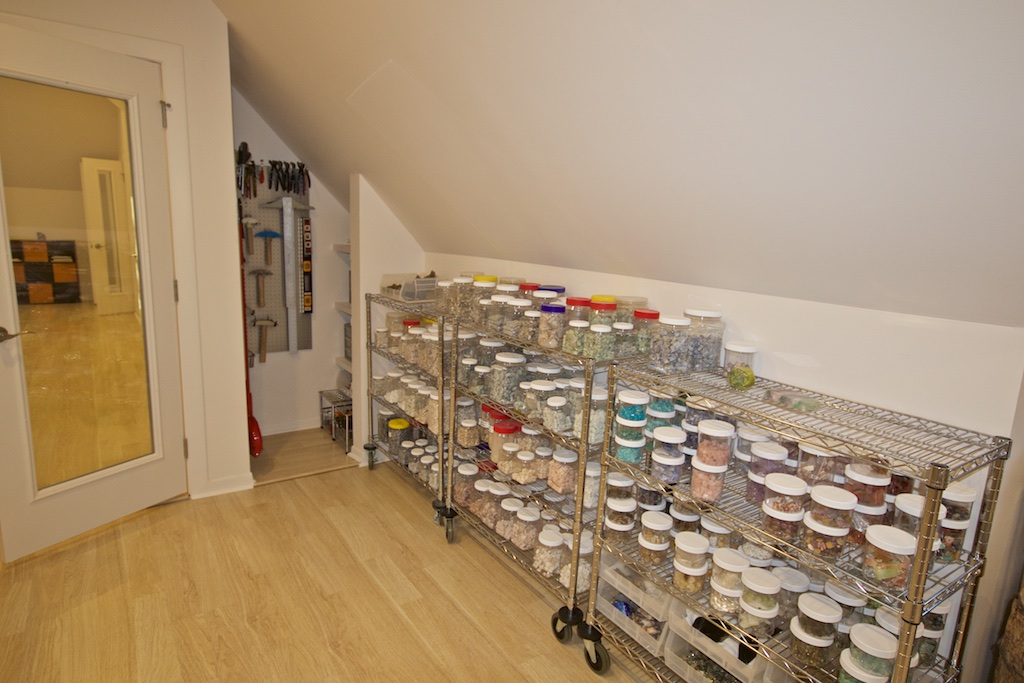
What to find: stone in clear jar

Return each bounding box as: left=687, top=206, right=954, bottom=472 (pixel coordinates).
left=512, top=451, right=539, bottom=485
left=936, top=517, right=970, bottom=564
left=486, top=352, right=527, bottom=404
left=581, top=461, right=602, bottom=509
left=524, top=379, right=557, bottom=420
left=560, top=531, right=595, bottom=593
left=746, top=471, right=767, bottom=504
left=588, top=300, right=617, bottom=327
left=844, top=463, right=891, bottom=507
left=510, top=506, right=542, bottom=550
left=696, top=419, right=734, bottom=467
left=848, top=623, right=898, bottom=678
left=606, top=471, right=634, bottom=502
left=543, top=396, right=574, bottom=435
left=669, top=502, right=700, bottom=535
left=861, top=525, right=916, bottom=591
left=711, top=547, right=749, bottom=590
left=850, top=502, right=888, bottom=547
left=764, top=472, right=808, bottom=514
left=561, top=319, right=589, bottom=356
left=640, top=510, right=674, bottom=546
left=495, top=496, right=524, bottom=540
left=772, top=566, right=809, bottom=626
left=893, top=493, right=947, bottom=536
left=674, top=560, right=709, bottom=595
left=825, top=579, right=868, bottom=629
left=632, top=308, right=660, bottom=354
left=649, top=314, right=691, bottom=375
left=637, top=535, right=670, bottom=567
left=690, top=456, right=728, bottom=503
left=809, top=485, right=858, bottom=530
left=615, top=389, right=650, bottom=422
left=604, top=517, right=635, bottom=545
left=683, top=308, right=724, bottom=372
left=789, top=616, right=835, bottom=673
left=548, top=449, right=578, bottom=494
left=650, top=448, right=687, bottom=485
left=874, top=606, right=922, bottom=661
left=674, top=530, right=710, bottom=568
left=537, top=303, right=566, bottom=349
left=574, top=387, right=608, bottom=445
left=749, top=441, right=788, bottom=478
left=489, top=419, right=521, bottom=460
left=741, top=565, right=781, bottom=613
left=606, top=496, right=637, bottom=526
left=612, top=321, right=638, bottom=358
left=614, top=435, right=646, bottom=466
left=454, top=462, right=481, bottom=507
left=739, top=597, right=779, bottom=641
left=614, top=414, right=647, bottom=441
left=469, top=365, right=491, bottom=395
left=700, top=516, right=734, bottom=550
left=942, top=482, right=977, bottom=522
left=802, top=513, right=850, bottom=559
left=799, top=592, right=843, bottom=640
left=710, top=578, right=743, bottom=616
left=762, top=503, right=804, bottom=544
left=839, top=647, right=891, bottom=683
left=532, top=529, right=565, bottom=578
left=798, top=444, right=842, bottom=486
left=636, top=483, right=663, bottom=507
left=724, top=342, right=757, bottom=375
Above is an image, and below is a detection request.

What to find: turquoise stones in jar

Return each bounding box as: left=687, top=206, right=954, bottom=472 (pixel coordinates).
left=614, top=435, right=646, bottom=465
left=650, top=314, right=691, bottom=375
left=616, top=389, right=650, bottom=421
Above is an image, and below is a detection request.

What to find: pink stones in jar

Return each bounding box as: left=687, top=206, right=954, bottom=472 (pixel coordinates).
left=696, top=419, right=735, bottom=467
left=844, top=462, right=891, bottom=507
left=690, top=457, right=728, bottom=503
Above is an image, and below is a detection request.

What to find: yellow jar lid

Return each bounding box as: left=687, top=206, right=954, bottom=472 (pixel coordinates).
left=591, top=294, right=616, bottom=303
left=388, top=418, right=410, bottom=430
left=473, top=275, right=498, bottom=282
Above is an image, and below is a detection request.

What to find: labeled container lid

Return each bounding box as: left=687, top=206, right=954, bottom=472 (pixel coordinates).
left=553, top=449, right=578, bottom=463
left=700, top=516, right=731, bottom=536
left=659, top=314, right=691, bottom=327
left=674, top=559, right=710, bottom=576
left=652, top=426, right=687, bottom=444
left=751, top=441, right=789, bottom=461
left=697, top=419, right=736, bottom=438
left=894, top=493, right=948, bottom=521
left=874, top=606, right=921, bottom=639
left=772, top=566, right=810, bottom=593
left=943, top=481, right=979, bottom=504
left=845, top=462, right=892, bottom=486
left=865, top=524, right=917, bottom=555
left=457, top=463, right=480, bottom=476
left=691, top=457, right=728, bottom=474
left=709, top=578, right=743, bottom=599
left=798, top=592, right=843, bottom=624
left=607, top=472, right=634, bottom=488
left=547, top=396, right=568, bottom=408
left=789, top=616, right=834, bottom=648
left=614, top=435, right=647, bottom=448
left=740, top=597, right=779, bottom=620
left=604, top=517, right=636, bottom=532
left=652, top=448, right=686, bottom=466
left=839, top=648, right=889, bottom=683
left=803, top=513, right=850, bottom=537
left=537, top=529, right=564, bottom=548
left=607, top=497, right=638, bottom=513
left=742, top=566, right=782, bottom=595
left=615, top=414, right=648, bottom=427
left=825, top=579, right=868, bottom=608
left=712, top=547, right=750, bottom=573
left=501, top=497, right=525, bottom=512
left=617, top=389, right=651, bottom=406
left=762, top=501, right=804, bottom=523
left=637, top=535, right=671, bottom=552
left=725, top=341, right=758, bottom=354
left=641, top=510, right=674, bottom=531
left=850, top=622, right=898, bottom=660
left=765, top=472, right=808, bottom=496
left=811, top=484, right=858, bottom=511
left=669, top=504, right=699, bottom=522
left=675, top=531, right=710, bottom=555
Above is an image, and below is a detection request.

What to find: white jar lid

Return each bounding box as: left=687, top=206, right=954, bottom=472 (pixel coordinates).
left=825, top=579, right=868, bottom=608
left=490, top=482, right=511, bottom=496
left=803, top=514, right=850, bottom=538
left=765, top=472, right=808, bottom=496
left=514, top=506, right=540, bottom=522
left=501, top=497, right=525, bottom=512
left=530, top=379, right=557, bottom=392
left=736, top=425, right=771, bottom=443
left=709, top=578, right=743, bottom=598
left=811, top=484, right=858, bottom=511
left=839, top=648, right=889, bottom=683
left=659, top=315, right=691, bottom=327
left=547, top=396, right=568, bottom=408
left=473, top=280, right=496, bottom=288
left=590, top=324, right=613, bottom=334
left=641, top=510, right=674, bottom=531
left=874, top=606, right=921, bottom=639
left=615, top=414, right=648, bottom=428
left=854, top=502, right=888, bottom=516
left=607, top=472, right=634, bottom=488
left=490, top=294, right=513, bottom=304
left=400, top=440, right=415, bottom=449
left=762, top=502, right=804, bottom=523
left=652, top=448, right=686, bottom=466
left=941, top=516, right=971, bottom=530
left=510, top=300, right=533, bottom=310
left=459, top=356, right=479, bottom=367
left=772, top=566, right=809, bottom=593
left=517, top=451, right=536, bottom=463
left=647, top=407, right=675, bottom=419
left=697, top=419, right=736, bottom=438
left=458, top=331, right=477, bottom=340
left=607, top=497, right=638, bottom=513
left=494, top=352, right=526, bottom=364
left=747, top=471, right=766, bottom=485
left=457, top=463, right=480, bottom=476
left=453, top=276, right=474, bottom=284
left=739, top=597, right=779, bottom=620
left=614, top=435, right=647, bottom=448
left=535, top=446, right=553, bottom=457
left=474, top=479, right=493, bottom=493
left=669, top=505, right=699, bottom=523
left=585, top=461, right=601, bottom=476
left=502, top=442, right=521, bottom=453
left=386, top=369, right=405, bottom=378
left=552, top=449, right=578, bottom=463
left=799, top=443, right=838, bottom=459
left=684, top=308, right=722, bottom=319
left=865, top=524, right=917, bottom=555
left=674, top=559, right=710, bottom=577
left=591, top=387, right=610, bottom=401
left=845, top=462, right=892, bottom=487
left=682, top=447, right=697, bottom=457
left=750, top=441, right=788, bottom=461
left=612, top=322, right=634, bottom=331
left=537, top=529, right=564, bottom=548
left=789, top=616, right=834, bottom=648
left=682, top=421, right=699, bottom=433
left=894, top=493, right=948, bottom=521
left=700, top=516, right=731, bottom=535
left=410, top=448, right=426, bottom=458
left=741, top=566, right=782, bottom=595
left=744, top=554, right=772, bottom=568
left=691, top=457, right=728, bottom=474
left=734, top=450, right=752, bottom=464
left=479, top=338, right=505, bottom=347
left=533, top=289, right=558, bottom=299
left=850, top=622, right=898, bottom=660
left=799, top=592, right=843, bottom=623
left=637, top=535, right=671, bottom=551
left=567, top=319, right=590, bottom=329
left=943, top=481, right=978, bottom=504
left=675, top=531, right=710, bottom=555
left=519, top=425, right=541, bottom=437
left=604, top=517, right=636, bottom=532
left=712, top=547, right=750, bottom=573
left=617, top=389, right=651, bottom=406
left=725, top=341, right=758, bottom=354
left=474, top=365, right=491, bottom=374
left=653, top=426, right=687, bottom=444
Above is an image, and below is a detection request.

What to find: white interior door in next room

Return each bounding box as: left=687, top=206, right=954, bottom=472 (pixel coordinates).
left=0, top=22, right=186, bottom=562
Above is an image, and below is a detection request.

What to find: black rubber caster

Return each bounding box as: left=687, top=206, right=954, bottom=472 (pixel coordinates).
left=363, top=443, right=376, bottom=471
left=444, top=517, right=456, bottom=544
left=584, top=639, right=610, bottom=674
left=551, top=613, right=573, bottom=643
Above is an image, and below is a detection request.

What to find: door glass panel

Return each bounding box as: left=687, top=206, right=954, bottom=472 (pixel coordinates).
left=0, top=75, right=153, bottom=489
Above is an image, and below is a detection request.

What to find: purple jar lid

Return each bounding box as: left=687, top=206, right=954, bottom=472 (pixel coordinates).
left=540, top=303, right=566, bottom=313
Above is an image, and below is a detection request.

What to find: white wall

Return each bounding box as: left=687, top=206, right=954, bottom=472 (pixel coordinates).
left=427, top=251, right=1024, bottom=681
left=231, top=88, right=349, bottom=436
left=0, top=0, right=253, bottom=497
left=2, top=188, right=84, bottom=241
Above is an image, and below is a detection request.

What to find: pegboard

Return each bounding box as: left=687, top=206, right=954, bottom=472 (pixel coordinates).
left=240, top=182, right=313, bottom=361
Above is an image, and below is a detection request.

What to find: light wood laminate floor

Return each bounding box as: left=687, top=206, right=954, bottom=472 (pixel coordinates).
left=251, top=428, right=357, bottom=486
left=0, top=464, right=637, bottom=682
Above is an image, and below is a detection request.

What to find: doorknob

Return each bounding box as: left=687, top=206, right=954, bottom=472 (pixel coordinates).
left=0, top=326, right=33, bottom=343
left=91, top=243, right=104, bottom=249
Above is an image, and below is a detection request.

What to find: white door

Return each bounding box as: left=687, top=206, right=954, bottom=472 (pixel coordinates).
left=0, top=23, right=186, bottom=561
left=81, top=158, right=139, bottom=316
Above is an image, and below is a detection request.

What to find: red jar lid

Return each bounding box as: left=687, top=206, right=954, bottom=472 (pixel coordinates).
left=402, top=318, right=420, bottom=327
left=519, top=282, right=541, bottom=291
left=590, top=301, right=617, bottom=311
left=633, top=308, right=660, bottom=320
left=493, top=419, right=522, bottom=435
left=565, top=297, right=591, bottom=307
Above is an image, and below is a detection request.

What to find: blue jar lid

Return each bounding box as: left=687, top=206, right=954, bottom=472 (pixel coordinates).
left=540, top=303, right=566, bottom=313
left=538, top=284, right=566, bottom=293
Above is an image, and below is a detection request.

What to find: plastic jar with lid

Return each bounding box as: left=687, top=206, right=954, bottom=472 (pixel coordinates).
left=474, top=337, right=505, bottom=367
left=512, top=425, right=543, bottom=453
left=762, top=506, right=804, bottom=545
left=711, top=547, right=749, bottom=590
left=844, top=463, right=891, bottom=507
left=746, top=471, right=767, bottom=504
left=561, top=296, right=588, bottom=321
left=802, top=513, right=850, bottom=559
left=674, top=530, right=710, bottom=569
left=850, top=502, right=888, bottom=547
left=611, top=295, right=647, bottom=323
left=684, top=397, right=714, bottom=426
left=691, top=457, right=728, bottom=503
left=943, top=481, right=977, bottom=522
left=428, top=462, right=440, bottom=491
left=579, top=461, right=601, bottom=509
left=486, top=352, right=526, bottom=404
left=710, top=578, right=743, bottom=616
left=763, top=473, right=808, bottom=514
left=587, top=300, right=617, bottom=327
left=495, top=496, right=524, bottom=540
left=650, top=315, right=691, bottom=375
left=652, top=425, right=686, bottom=458
left=724, top=342, right=757, bottom=375
left=894, top=493, right=948, bottom=535
left=809, top=484, right=858, bottom=530
left=696, top=419, right=734, bottom=467
left=467, top=479, right=492, bottom=518
left=614, top=435, right=646, bottom=466
left=606, top=496, right=637, bottom=527
left=496, top=443, right=522, bottom=475
left=542, top=396, right=572, bottom=435
left=674, top=560, right=709, bottom=596
left=798, top=444, right=842, bottom=486
left=532, top=529, right=564, bottom=578
left=826, top=579, right=868, bottom=628
left=559, top=531, right=595, bottom=593
left=396, top=440, right=415, bottom=467
left=666, top=505, right=698, bottom=538
left=922, top=592, right=953, bottom=632
left=604, top=517, right=635, bottom=545
left=632, top=309, right=660, bottom=354
left=548, top=450, right=578, bottom=494
left=636, top=482, right=663, bottom=507
left=650, top=448, right=687, bottom=485
left=789, top=615, right=835, bottom=672
left=610, top=322, right=636, bottom=358
left=683, top=308, right=725, bottom=372
left=511, top=451, right=538, bottom=485
left=701, top=516, right=734, bottom=550
left=936, top=516, right=971, bottom=564
left=740, top=537, right=775, bottom=567
left=453, top=418, right=479, bottom=449
left=637, top=534, right=671, bottom=567
left=773, top=566, right=809, bottom=626
left=469, top=365, right=491, bottom=395
left=741, top=566, right=782, bottom=612
left=861, top=525, right=917, bottom=590
left=735, top=424, right=771, bottom=458
left=574, top=387, right=608, bottom=445
left=739, top=595, right=779, bottom=641
left=615, top=389, right=649, bottom=421
left=874, top=606, right=922, bottom=659
left=606, top=472, right=634, bottom=502
left=537, top=303, right=566, bottom=350
left=489, top=420, right=521, bottom=460
left=377, top=406, right=397, bottom=440
left=747, top=442, right=787, bottom=482
left=407, top=447, right=425, bottom=475
left=453, top=462, right=481, bottom=507
left=799, top=592, right=843, bottom=640
left=849, top=622, right=898, bottom=678
left=480, top=482, right=509, bottom=529
left=527, top=446, right=550, bottom=480
left=614, top=414, right=647, bottom=442
left=680, top=422, right=699, bottom=452
left=524, top=379, right=557, bottom=419
left=561, top=319, right=589, bottom=356
left=645, top=407, right=675, bottom=432
left=838, top=647, right=889, bottom=683
left=918, top=623, right=944, bottom=667
left=383, top=369, right=404, bottom=403
left=641, top=510, right=674, bottom=547
left=582, top=323, right=614, bottom=361
left=510, top=506, right=542, bottom=550
left=387, top=418, right=412, bottom=455
left=486, top=293, right=511, bottom=331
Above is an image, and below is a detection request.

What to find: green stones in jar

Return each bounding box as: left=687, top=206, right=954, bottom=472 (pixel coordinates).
left=613, top=322, right=638, bottom=357
left=561, top=319, right=589, bottom=356
left=588, top=300, right=617, bottom=327
left=741, top=567, right=781, bottom=612
left=839, top=647, right=890, bottom=683
left=649, top=315, right=691, bottom=375
left=711, top=547, right=749, bottom=590
left=802, top=514, right=850, bottom=558
left=486, top=352, right=526, bottom=404
left=808, top=485, right=858, bottom=530
left=844, top=463, right=891, bottom=507
left=674, top=560, right=708, bottom=595
left=861, top=525, right=916, bottom=590
left=942, top=481, right=978, bottom=522
left=548, top=450, right=578, bottom=494
left=798, top=592, right=843, bottom=640
left=739, top=597, right=778, bottom=641
left=683, top=309, right=724, bottom=372
left=690, top=457, right=728, bottom=503
left=696, top=419, right=734, bottom=466
left=632, top=308, right=659, bottom=354
left=583, top=323, right=615, bottom=360
left=614, top=415, right=647, bottom=441
left=848, top=623, right=898, bottom=678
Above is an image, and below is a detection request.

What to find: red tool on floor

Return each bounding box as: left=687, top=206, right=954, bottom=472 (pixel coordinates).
left=238, top=196, right=263, bottom=457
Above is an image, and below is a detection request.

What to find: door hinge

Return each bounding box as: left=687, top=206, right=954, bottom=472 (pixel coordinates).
left=173, top=279, right=179, bottom=302
left=183, top=437, right=189, bottom=460
left=160, top=100, right=172, bottom=128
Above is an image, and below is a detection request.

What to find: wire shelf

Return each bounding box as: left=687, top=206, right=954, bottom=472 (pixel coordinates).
left=593, top=612, right=685, bottom=683
left=366, top=292, right=442, bottom=318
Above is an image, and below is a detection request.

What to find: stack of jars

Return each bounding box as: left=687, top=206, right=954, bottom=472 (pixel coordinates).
left=802, top=485, right=857, bottom=559
left=690, top=419, right=733, bottom=503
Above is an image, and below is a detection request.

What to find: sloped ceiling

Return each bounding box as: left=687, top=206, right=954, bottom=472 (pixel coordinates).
left=214, top=0, right=1024, bottom=327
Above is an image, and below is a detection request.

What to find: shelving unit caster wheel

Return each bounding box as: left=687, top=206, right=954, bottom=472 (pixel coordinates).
left=444, top=517, right=455, bottom=544
left=551, top=613, right=573, bottom=643
left=432, top=499, right=444, bottom=526
left=583, top=639, right=610, bottom=675
left=363, top=443, right=376, bottom=471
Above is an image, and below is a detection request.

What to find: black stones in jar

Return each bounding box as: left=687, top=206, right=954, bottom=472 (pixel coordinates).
left=749, top=441, right=788, bottom=478
left=652, top=425, right=687, bottom=457
left=681, top=421, right=699, bottom=451
left=690, top=457, right=728, bottom=503
left=674, top=560, right=708, bottom=595
left=510, top=506, right=542, bottom=551
left=789, top=616, right=835, bottom=672
left=669, top=503, right=700, bottom=535
left=696, top=419, right=734, bottom=467
left=649, top=314, right=691, bottom=375
left=942, top=482, right=978, bottom=522
left=683, top=308, right=724, bottom=372
left=640, top=510, right=674, bottom=546
left=548, top=450, right=578, bottom=494
left=861, top=525, right=916, bottom=591
left=844, top=463, right=891, bottom=507
left=561, top=319, right=589, bottom=356
left=638, top=534, right=671, bottom=567
left=537, top=303, right=566, bottom=349
left=798, top=444, right=842, bottom=487
left=798, top=592, right=843, bottom=641
left=533, top=529, right=565, bottom=578
left=808, top=485, right=858, bottom=530
left=674, top=530, right=710, bottom=568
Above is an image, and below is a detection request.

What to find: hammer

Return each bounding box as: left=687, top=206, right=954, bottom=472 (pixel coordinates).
left=254, top=318, right=276, bottom=363
left=255, top=229, right=282, bottom=265
left=241, top=216, right=259, bottom=255
left=248, top=268, right=272, bottom=307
